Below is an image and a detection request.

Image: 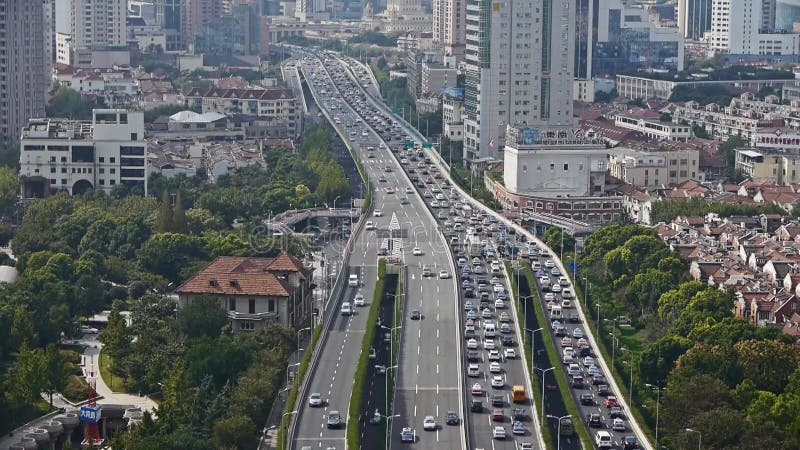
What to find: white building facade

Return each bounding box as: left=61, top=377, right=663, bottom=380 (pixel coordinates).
left=19, top=109, right=146, bottom=198
left=709, top=0, right=800, bottom=56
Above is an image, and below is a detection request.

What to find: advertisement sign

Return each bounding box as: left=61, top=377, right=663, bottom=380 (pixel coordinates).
left=80, top=406, right=102, bottom=424
left=442, top=86, right=464, bottom=100
left=521, top=127, right=539, bottom=145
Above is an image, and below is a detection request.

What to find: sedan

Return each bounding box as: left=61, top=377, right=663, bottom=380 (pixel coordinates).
left=580, top=393, right=594, bottom=405
left=467, top=338, right=478, bottom=350
left=483, top=339, right=496, bottom=350
left=400, top=427, right=414, bottom=442
left=504, top=348, right=516, bottom=359
left=466, top=350, right=480, bottom=362
left=493, top=426, right=506, bottom=440
left=583, top=356, right=595, bottom=366
left=353, top=293, right=365, bottom=307
left=512, top=421, right=526, bottom=435
left=471, top=383, right=484, bottom=395
left=445, top=411, right=459, bottom=425
left=308, top=392, right=323, bottom=407
left=410, top=309, right=421, bottom=320
left=491, top=375, right=504, bottom=388
left=438, top=270, right=450, bottom=279
left=373, top=209, right=382, bottom=217
left=494, top=299, right=505, bottom=309
left=489, top=361, right=502, bottom=373
left=412, top=247, right=423, bottom=255
left=572, top=327, right=584, bottom=339
left=487, top=349, right=501, bottom=361
left=327, top=411, right=342, bottom=428
left=423, top=416, right=437, bottom=431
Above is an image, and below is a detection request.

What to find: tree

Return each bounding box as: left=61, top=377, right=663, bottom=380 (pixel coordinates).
left=42, top=344, right=68, bottom=407
left=137, top=233, right=207, bottom=282
left=8, top=344, right=47, bottom=405
left=638, top=334, right=692, bottom=387
left=185, top=208, right=225, bottom=235
left=735, top=339, right=799, bottom=393
left=544, top=227, right=575, bottom=254
left=212, top=415, right=258, bottom=450
left=100, top=307, right=133, bottom=380
left=657, top=281, right=706, bottom=325
left=177, top=296, right=228, bottom=339
left=155, top=191, right=174, bottom=233
left=172, top=191, right=188, bottom=234
left=0, top=166, right=18, bottom=210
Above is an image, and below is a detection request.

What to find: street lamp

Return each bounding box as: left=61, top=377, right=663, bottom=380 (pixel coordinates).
left=520, top=295, right=536, bottom=329
left=582, top=277, right=589, bottom=309
left=546, top=414, right=571, bottom=450
left=524, top=327, right=543, bottom=372
left=595, top=303, right=601, bottom=333
left=378, top=366, right=400, bottom=450
left=533, top=366, right=554, bottom=426
left=282, top=410, right=298, bottom=418
left=333, top=195, right=341, bottom=210
left=620, top=348, right=634, bottom=401
left=286, top=362, right=300, bottom=385
left=685, top=428, right=702, bottom=450
left=646, top=384, right=664, bottom=444
left=296, top=327, right=311, bottom=354
left=608, top=332, right=618, bottom=367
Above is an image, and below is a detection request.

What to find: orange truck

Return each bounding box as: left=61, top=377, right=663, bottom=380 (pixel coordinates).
left=513, top=385, right=527, bottom=403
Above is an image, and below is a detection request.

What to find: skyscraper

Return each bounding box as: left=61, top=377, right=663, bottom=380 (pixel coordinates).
left=432, top=0, right=465, bottom=63
left=462, top=0, right=575, bottom=162
left=0, top=0, right=49, bottom=144
left=70, top=0, right=127, bottom=51
left=678, top=0, right=713, bottom=40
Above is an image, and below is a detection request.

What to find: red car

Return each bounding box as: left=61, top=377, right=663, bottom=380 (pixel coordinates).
left=604, top=396, right=619, bottom=408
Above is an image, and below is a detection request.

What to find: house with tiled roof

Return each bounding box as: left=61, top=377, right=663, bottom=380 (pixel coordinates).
left=176, top=253, right=313, bottom=333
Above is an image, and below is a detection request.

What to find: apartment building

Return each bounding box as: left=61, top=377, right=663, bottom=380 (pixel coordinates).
left=176, top=253, right=313, bottom=332
left=613, top=109, right=692, bottom=142
left=463, top=0, right=575, bottom=162
left=70, top=0, right=127, bottom=51
left=0, top=0, right=50, bottom=144
left=678, top=0, right=713, bottom=40
left=432, top=0, right=465, bottom=63
left=184, top=87, right=300, bottom=138
left=608, top=146, right=701, bottom=188
left=736, top=149, right=800, bottom=185
left=443, top=93, right=464, bottom=142
left=19, top=109, right=146, bottom=198
left=709, top=0, right=800, bottom=56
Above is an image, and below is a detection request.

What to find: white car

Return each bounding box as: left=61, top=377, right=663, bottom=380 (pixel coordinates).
left=423, top=416, right=437, bottom=431
left=353, top=293, right=365, bottom=307
left=373, top=209, right=382, bottom=217
left=494, top=299, right=505, bottom=309
left=468, top=364, right=480, bottom=377
left=491, top=375, right=504, bottom=388
left=412, top=247, right=423, bottom=256
left=467, top=338, right=478, bottom=349
left=80, top=325, right=99, bottom=334
left=504, top=348, right=517, bottom=359
left=612, top=417, right=626, bottom=431
left=348, top=274, right=359, bottom=287
left=489, top=361, right=502, bottom=373
left=340, top=302, right=352, bottom=316
left=308, top=392, right=323, bottom=407
left=365, top=220, right=375, bottom=230
left=487, top=349, right=501, bottom=361
left=483, top=339, right=496, bottom=350
left=439, top=270, right=450, bottom=279
left=493, top=426, right=506, bottom=440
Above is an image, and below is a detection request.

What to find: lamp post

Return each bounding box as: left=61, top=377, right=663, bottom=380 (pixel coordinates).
left=524, top=327, right=543, bottom=371
left=646, top=384, right=664, bottom=444
left=520, top=294, right=535, bottom=329
left=608, top=332, right=618, bottom=367
left=333, top=195, right=341, bottom=210
left=380, top=366, right=399, bottom=450
left=595, top=303, right=601, bottom=333
left=286, top=362, right=300, bottom=386
left=533, top=366, right=554, bottom=426
left=547, top=414, right=571, bottom=450
left=685, top=428, right=702, bottom=450
left=620, top=348, right=634, bottom=401
left=296, top=327, right=311, bottom=355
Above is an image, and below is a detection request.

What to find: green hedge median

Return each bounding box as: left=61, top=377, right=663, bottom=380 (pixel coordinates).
left=347, top=258, right=388, bottom=449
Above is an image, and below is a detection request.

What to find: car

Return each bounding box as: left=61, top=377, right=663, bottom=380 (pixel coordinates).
left=327, top=411, right=342, bottom=428
left=568, top=364, right=580, bottom=376
left=373, top=209, right=382, bottom=217
left=494, top=299, right=505, bottom=309
left=501, top=335, right=515, bottom=346
left=587, top=365, right=601, bottom=377
left=423, top=416, right=436, bottom=431
left=561, top=336, right=573, bottom=347
left=555, top=326, right=568, bottom=337
left=568, top=313, right=581, bottom=323
left=340, top=302, right=352, bottom=316
left=445, top=411, right=459, bottom=425
left=623, top=436, right=640, bottom=450
left=561, top=299, right=571, bottom=308
left=583, top=356, right=595, bottom=366
left=467, top=338, right=478, bottom=350
left=598, top=384, right=611, bottom=396
left=353, top=292, right=365, bottom=307
left=605, top=396, right=620, bottom=408
left=513, top=408, right=527, bottom=421
left=405, top=187, right=414, bottom=194
left=612, top=417, right=626, bottom=431
left=369, top=347, right=377, bottom=359
left=464, top=300, right=475, bottom=311
left=493, top=426, right=506, bottom=440
left=309, top=392, right=323, bottom=407
left=592, top=374, right=607, bottom=385
left=580, top=393, right=594, bottom=405
left=492, top=394, right=504, bottom=407
left=551, top=284, right=562, bottom=293
left=471, top=399, right=482, bottom=413
left=348, top=274, right=359, bottom=287
left=439, top=270, right=450, bottom=279
left=512, top=421, right=526, bottom=435
left=468, top=364, right=480, bottom=377
left=483, top=339, right=496, bottom=350
left=410, top=309, right=421, bottom=320
left=471, top=383, right=484, bottom=395
left=491, top=409, right=505, bottom=421
left=488, top=349, right=501, bottom=361
left=482, top=308, right=493, bottom=319
left=412, top=247, right=423, bottom=255
left=520, top=444, right=533, bottom=450
left=500, top=323, right=511, bottom=334
left=610, top=406, right=624, bottom=418
left=466, top=310, right=478, bottom=320
left=499, top=312, right=510, bottom=322
left=466, top=350, right=480, bottom=362
left=572, top=327, right=584, bottom=339
left=504, top=348, right=516, bottom=359
left=487, top=373, right=505, bottom=389
left=587, top=413, right=602, bottom=428
left=365, top=220, right=375, bottom=230
left=551, top=267, right=561, bottom=276
left=81, top=325, right=99, bottom=334
left=400, top=427, right=414, bottom=442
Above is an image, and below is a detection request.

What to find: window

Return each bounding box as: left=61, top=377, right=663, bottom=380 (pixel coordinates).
left=563, top=163, right=569, bottom=171
left=248, top=299, right=256, bottom=314
left=61, top=168, right=66, bottom=173
left=50, top=167, right=56, bottom=173
left=550, top=163, right=555, bottom=170
left=98, top=157, right=104, bottom=163
left=110, top=157, right=115, bottom=163
left=229, top=298, right=236, bottom=311
left=268, top=299, right=277, bottom=313
left=50, top=179, right=56, bottom=184
left=99, top=179, right=105, bottom=185
left=130, top=133, right=138, bottom=141
left=240, top=321, right=255, bottom=331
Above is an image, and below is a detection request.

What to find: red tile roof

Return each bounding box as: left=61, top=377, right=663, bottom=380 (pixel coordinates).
left=176, top=254, right=305, bottom=297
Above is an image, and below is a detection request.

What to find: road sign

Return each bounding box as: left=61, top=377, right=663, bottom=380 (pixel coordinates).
left=422, top=142, right=433, bottom=149
left=80, top=406, right=102, bottom=424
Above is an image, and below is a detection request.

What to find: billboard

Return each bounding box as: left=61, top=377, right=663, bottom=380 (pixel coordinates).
left=442, top=86, right=464, bottom=100
left=80, top=406, right=102, bottom=424
left=521, top=127, right=540, bottom=145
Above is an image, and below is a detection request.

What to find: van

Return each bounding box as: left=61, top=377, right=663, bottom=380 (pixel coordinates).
left=550, top=305, right=563, bottom=321
left=484, top=323, right=496, bottom=338
left=512, top=385, right=526, bottom=403
left=341, top=302, right=352, bottom=316
left=595, top=431, right=613, bottom=448
left=348, top=274, right=359, bottom=287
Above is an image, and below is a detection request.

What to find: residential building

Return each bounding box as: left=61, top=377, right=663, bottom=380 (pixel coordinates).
left=776, top=0, right=800, bottom=32
left=182, top=0, right=224, bottom=51
left=176, top=254, right=313, bottom=332
left=194, top=2, right=265, bottom=55
left=396, top=32, right=436, bottom=53
left=405, top=50, right=442, bottom=100
left=784, top=80, right=800, bottom=102
left=69, top=0, right=127, bottom=51
left=184, top=87, right=300, bottom=137
left=432, top=0, right=465, bottom=64
left=612, top=109, right=692, bottom=142
left=0, top=0, right=50, bottom=144
left=736, top=149, right=800, bottom=185
left=678, top=0, right=713, bottom=40
left=19, top=109, right=146, bottom=198
left=616, top=73, right=793, bottom=100
left=755, top=127, right=800, bottom=152
left=463, top=0, right=575, bottom=162
left=443, top=90, right=464, bottom=142
left=591, top=0, right=684, bottom=77
left=420, top=62, right=457, bottom=98
left=379, top=0, right=432, bottom=34
left=608, top=146, right=701, bottom=188
left=709, top=0, right=800, bottom=56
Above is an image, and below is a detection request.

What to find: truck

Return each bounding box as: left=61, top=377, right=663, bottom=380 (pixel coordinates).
left=467, top=234, right=483, bottom=258
left=512, top=385, right=527, bottom=403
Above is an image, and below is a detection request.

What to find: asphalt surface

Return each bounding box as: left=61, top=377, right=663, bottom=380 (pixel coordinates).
left=333, top=56, right=543, bottom=450
left=291, top=51, right=464, bottom=450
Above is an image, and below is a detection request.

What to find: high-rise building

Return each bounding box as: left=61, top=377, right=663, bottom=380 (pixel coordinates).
left=182, top=0, right=224, bottom=50
left=462, top=0, right=575, bottom=162
left=710, top=0, right=800, bottom=55
left=69, top=0, right=127, bottom=51
left=677, top=0, right=712, bottom=40
left=776, top=0, right=800, bottom=32
left=0, top=0, right=50, bottom=145
left=432, top=0, right=465, bottom=63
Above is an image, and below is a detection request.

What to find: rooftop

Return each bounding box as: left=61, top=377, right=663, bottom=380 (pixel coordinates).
left=176, top=254, right=308, bottom=298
